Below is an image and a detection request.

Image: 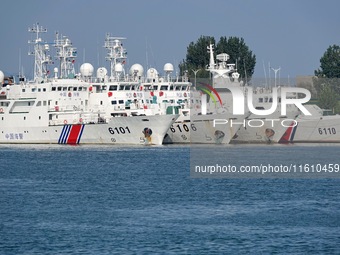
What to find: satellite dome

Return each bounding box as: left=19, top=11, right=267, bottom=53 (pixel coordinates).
left=129, top=64, right=144, bottom=76
left=0, top=70, right=4, bottom=83
left=147, top=68, right=158, bottom=79
left=163, top=63, right=174, bottom=73
left=115, top=63, right=123, bottom=73
left=96, top=67, right=108, bottom=79
left=80, top=63, right=94, bottom=77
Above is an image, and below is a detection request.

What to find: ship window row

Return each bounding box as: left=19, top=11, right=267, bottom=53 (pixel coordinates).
left=95, top=85, right=140, bottom=92
left=190, top=99, right=201, bottom=104
left=108, top=85, right=137, bottom=91
left=158, top=85, right=188, bottom=91
left=107, top=85, right=188, bottom=91
left=258, top=97, right=282, bottom=103
left=22, top=88, right=48, bottom=93
left=51, top=86, right=87, bottom=92
left=36, top=101, right=48, bottom=107
left=31, top=88, right=47, bottom=92
left=111, top=100, right=125, bottom=105
left=161, top=99, right=189, bottom=104
left=111, top=99, right=147, bottom=105
left=0, top=102, right=9, bottom=107
left=140, top=84, right=188, bottom=91
left=0, top=116, right=42, bottom=121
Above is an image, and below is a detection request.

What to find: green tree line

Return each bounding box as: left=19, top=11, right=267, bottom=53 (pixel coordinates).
left=180, top=35, right=340, bottom=113
left=179, top=36, right=256, bottom=82
left=314, top=45, right=340, bottom=113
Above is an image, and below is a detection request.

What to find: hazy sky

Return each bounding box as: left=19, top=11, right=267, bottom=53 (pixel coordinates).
left=1, top=0, right=339, bottom=81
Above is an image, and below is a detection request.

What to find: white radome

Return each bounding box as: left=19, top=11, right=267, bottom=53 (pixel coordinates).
left=129, top=64, right=144, bottom=77
left=147, top=68, right=158, bottom=79
left=80, top=63, right=94, bottom=77
left=97, top=67, right=108, bottom=79
left=163, top=63, right=174, bottom=73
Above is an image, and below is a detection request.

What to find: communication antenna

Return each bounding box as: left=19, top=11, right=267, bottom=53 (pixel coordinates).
left=271, top=66, right=281, bottom=87
left=268, top=62, right=271, bottom=87
left=244, top=61, right=248, bottom=85
left=18, top=48, right=21, bottom=79
left=192, top=69, right=200, bottom=86
left=145, top=37, right=149, bottom=69
left=262, top=60, right=268, bottom=88
left=54, top=32, right=77, bottom=78
left=103, top=33, right=127, bottom=80
left=28, top=23, right=53, bottom=81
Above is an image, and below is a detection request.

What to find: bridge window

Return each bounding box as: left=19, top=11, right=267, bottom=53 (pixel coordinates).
left=109, top=85, right=118, bottom=91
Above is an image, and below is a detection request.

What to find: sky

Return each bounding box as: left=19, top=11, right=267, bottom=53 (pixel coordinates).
left=0, top=0, right=339, bottom=83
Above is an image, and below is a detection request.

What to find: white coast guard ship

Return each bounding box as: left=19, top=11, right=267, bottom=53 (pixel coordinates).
left=136, top=63, right=241, bottom=144
left=85, top=34, right=170, bottom=120
left=205, top=44, right=300, bottom=143
left=0, top=24, right=178, bottom=145
left=89, top=34, right=238, bottom=144
left=231, top=86, right=300, bottom=143
left=280, top=104, right=340, bottom=143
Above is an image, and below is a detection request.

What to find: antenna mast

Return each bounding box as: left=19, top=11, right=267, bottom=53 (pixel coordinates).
left=103, top=34, right=127, bottom=80
left=54, top=33, right=77, bottom=78
left=271, top=66, right=281, bottom=88
left=207, top=44, right=216, bottom=70
left=28, top=23, right=53, bottom=81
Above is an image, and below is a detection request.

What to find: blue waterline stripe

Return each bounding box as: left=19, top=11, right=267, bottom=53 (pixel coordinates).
left=290, top=123, right=298, bottom=142
left=77, top=125, right=85, bottom=144
left=60, top=125, right=71, bottom=144
left=58, top=125, right=67, bottom=144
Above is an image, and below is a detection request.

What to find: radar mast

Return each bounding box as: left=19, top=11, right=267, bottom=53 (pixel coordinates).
left=28, top=23, right=53, bottom=82
left=103, top=34, right=127, bottom=81
left=54, top=33, right=77, bottom=78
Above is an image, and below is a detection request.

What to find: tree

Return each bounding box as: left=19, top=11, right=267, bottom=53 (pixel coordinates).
left=216, top=36, right=256, bottom=80
left=179, top=35, right=256, bottom=81
left=314, top=44, right=340, bottom=110
left=317, top=84, right=338, bottom=112
left=179, top=36, right=215, bottom=78
left=315, top=45, right=340, bottom=78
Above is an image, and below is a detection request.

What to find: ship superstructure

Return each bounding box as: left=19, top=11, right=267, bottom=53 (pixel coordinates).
left=0, top=24, right=178, bottom=145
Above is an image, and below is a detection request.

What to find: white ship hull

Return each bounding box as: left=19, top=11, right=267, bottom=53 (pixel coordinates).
left=0, top=115, right=178, bottom=145
left=231, top=111, right=297, bottom=144
left=163, top=114, right=242, bottom=144
left=280, top=115, right=340, bottom=143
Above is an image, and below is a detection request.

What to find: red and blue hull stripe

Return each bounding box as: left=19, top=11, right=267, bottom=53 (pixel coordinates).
left=58, top=124, right=85, bottom=144
left=279, top=122, right=298, bottom=143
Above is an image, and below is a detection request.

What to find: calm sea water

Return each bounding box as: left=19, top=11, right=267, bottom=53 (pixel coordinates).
left=1, top=144, right=340, bottom=254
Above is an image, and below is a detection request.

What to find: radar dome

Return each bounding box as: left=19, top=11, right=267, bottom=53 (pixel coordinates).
left=129, top=64, right=144, bottom=77
left=80, top=63, right=94, bottom=77
left=0, top=70, right=4, bottom=83
left=96, top=67, right=108, bottom=79
left=147, top=68, right=158, bottom=79
left=115, top=63, right=123, bottom=73
left=163, top=63, right=174, bottom=73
